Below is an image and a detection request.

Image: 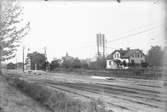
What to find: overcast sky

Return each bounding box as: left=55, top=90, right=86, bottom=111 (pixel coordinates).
left=12, top=1, right=165, bottom=62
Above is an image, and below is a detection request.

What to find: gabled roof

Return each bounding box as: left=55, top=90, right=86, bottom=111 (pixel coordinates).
left=123, top=49, right=145, bottom=58
left=106, top=49, right=127, bottom=59
left=106, top=48, right=145, bottom=59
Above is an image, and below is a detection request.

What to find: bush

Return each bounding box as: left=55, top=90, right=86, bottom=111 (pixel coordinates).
left=7, top=62, right=16, bottom=69
left=7, top=78, right=51, bottom=104
left=141, top=62, right=149, bottom=68
left=46, top=94, right=83, bottom=112
left=5, top=76, right=111, bottom=112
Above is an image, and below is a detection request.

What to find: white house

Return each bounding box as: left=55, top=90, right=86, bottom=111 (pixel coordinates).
left=106, top=48, right=145, bottom=69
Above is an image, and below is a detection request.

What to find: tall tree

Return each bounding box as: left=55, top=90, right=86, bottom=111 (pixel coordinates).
left=0, top=0, right=30, bottom=69
left=27, top=52, right=47, bottom=70
left=7, top=62, right=16, bottom=69
left=61, top=54, right=74, bottom=68
left=73, top=58, right=81, bottom=68
left=146, top=45, right=163, bottom=66
left=50, top=58, right=61, bottom=71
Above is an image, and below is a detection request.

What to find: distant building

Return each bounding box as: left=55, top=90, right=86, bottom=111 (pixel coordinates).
left=62, top=53, right=73, bottom=61
left=106, top=48, right=145, bottom=69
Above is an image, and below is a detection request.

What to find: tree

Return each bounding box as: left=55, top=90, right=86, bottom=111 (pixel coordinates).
left=61, top=57, right=73, bottom=68
left=7, top=62, right=16, bottom=69
left=16, top=62, right=23, bottom=69
left=61, top=57, right=81, bottom=69
left=80, top=60, right=88, bottom=69
left=0, top=0, right=30, bottom=69
left=122, top=60, right=127, bottom=67
left=146, top=45, right=163, bottom=66
left=114, top=59, right=121, bottom=68
left=73, top=58, right=81, bottom=68
left=96, top=58, right=106, bottom=69
left=141, top=62, right=148, bottom=68
left=27, top=52, right=46, bottom=70
left=128, top=60, right=135, bottom=67
left=50, top=58, right=60, bottom=71
left=88, top=58, right=106, bottom=69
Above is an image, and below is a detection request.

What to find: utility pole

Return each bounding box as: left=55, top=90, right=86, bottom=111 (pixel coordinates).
left=96, top=34, right=100, bottom=57
left=44, top=47, right=47, bottom=71
left=102, top=34, right=105, bottom=58
left=22, top=46, right=25, bottom=72
left=0, top=45, right=2, bottom=70
left=105, top=39, right=107, bottom=57
left=44, top=47, right=47, bottom=58
left=15, top=57, right=18, bottom=74
left=0, top=3, right=2, bottom=70
left=35, top=64, right=37, bottom=71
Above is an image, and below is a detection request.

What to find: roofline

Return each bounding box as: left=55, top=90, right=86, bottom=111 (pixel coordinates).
left=107, top=48, right=146, bottom=57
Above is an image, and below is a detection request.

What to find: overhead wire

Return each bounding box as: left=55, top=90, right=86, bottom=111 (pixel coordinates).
left=67, top=23, right=163, bottom=54
left=78, top=23, right=163, bottom=49
left=107, top=22, right=163, bottom=42
left=107, top=23, right=163, bottom=44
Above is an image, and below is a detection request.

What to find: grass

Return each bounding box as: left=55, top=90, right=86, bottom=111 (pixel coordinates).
left=53, top=68, right=163, bottom=80
left=4, top=75, right=111, bottom=112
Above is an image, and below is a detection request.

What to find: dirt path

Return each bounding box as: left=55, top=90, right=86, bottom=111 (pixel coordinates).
left=0, top=76, right=50, bottom=112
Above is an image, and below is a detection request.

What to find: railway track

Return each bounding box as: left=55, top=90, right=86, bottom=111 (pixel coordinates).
left=4, top=71, right=167, bottom=112
left=35, top=80, right=166, bottom=112
left=41, top=82, right=136, bottom=112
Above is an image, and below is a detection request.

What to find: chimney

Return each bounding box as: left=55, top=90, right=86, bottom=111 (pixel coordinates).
left=120, top=48, right=123, bottom=51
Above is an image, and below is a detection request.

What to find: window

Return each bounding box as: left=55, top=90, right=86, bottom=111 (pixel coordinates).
left=109, top=61, right=112, bottom=65
left=138, top=54, right=139, bottom=58
left=131, top=60, right=135, bottom=64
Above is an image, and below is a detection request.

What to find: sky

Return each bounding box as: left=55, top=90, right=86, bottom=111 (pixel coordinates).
left=12, top=0, right=166, bottom=63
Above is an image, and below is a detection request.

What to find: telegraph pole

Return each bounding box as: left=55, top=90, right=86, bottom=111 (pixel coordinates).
left=44, top=47, right=47, bottom=58
left=0, top=45, right=2, bottom=70
left=0, top=2, right=2, bottom=70
left=103, top=34, right=105, bottom=58
left=15, top=57, right=17, bottom=74
left=22, top=46, right=25, bottom=72
left=96, top=34, right=100, bottom=57
left=105, top=39, right=107, bottom=57
left=44, top=47, right=47, bottom=71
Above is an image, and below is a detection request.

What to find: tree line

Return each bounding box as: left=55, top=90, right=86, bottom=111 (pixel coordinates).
left=6, top=45, right=166, bottom=70
left=29, top=45, right=167, bottom=70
